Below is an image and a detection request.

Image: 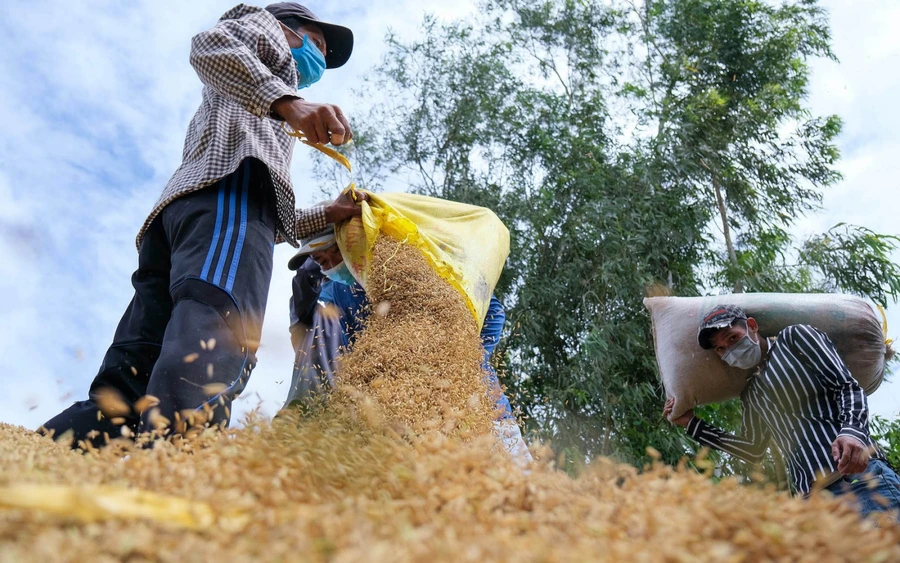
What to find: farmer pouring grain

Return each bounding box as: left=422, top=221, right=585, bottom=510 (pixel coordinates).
left=41, top=3, right=368, bottom=448
left=663, top=304, right=900, bottom=518
left=284, top=224, right=533, bottom=464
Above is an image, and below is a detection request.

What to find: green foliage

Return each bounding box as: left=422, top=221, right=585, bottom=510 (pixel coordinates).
left=869, top=415, right=900, bottom=469
left=625, top=0, right=845, bottom=293
left=318, top=0, right=900, bottom=475
left=799, top=224, right=900, bottom=307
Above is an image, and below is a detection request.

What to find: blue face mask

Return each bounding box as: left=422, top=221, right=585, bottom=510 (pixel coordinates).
left=322, top=261, right=356, bottom=286
left=288, top=32, right=326, bottom=89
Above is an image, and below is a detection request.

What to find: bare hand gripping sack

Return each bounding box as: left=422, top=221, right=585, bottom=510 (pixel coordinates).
left=644, top=293, right=890, bottom=419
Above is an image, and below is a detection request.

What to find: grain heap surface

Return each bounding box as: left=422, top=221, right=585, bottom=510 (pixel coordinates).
left=2, top=237, right=900, bottom=561
left=2, top=420, right=900, bottom=562
left=335, top=236, right=496, bottom=438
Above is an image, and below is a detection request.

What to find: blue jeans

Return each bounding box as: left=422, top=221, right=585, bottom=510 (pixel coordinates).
left=826, top=459, right=900, bottom=520
left=481, top=296, right=514, bottom=421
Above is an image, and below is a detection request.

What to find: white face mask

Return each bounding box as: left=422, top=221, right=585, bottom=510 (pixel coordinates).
left=721, top=334, right=762, bottom=369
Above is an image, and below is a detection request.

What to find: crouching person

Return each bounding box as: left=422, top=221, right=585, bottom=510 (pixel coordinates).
left=284, top=224, right=367, bottom=408
left=283, top=223, right=532, bottom=464
left=663, top=304, right=900, bottom=520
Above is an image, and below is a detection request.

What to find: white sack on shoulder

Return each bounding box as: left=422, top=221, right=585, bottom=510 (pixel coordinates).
left=644, top=293, right=888, bottom=419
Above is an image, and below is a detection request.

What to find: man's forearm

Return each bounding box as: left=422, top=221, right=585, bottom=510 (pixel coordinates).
left=837, top=384, right=871, bottom=445
left=271, top=96, right=303, bottom=121
left=687, top=417, right=767, bottom=464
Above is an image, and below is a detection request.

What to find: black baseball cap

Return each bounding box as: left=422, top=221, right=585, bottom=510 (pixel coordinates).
left=697, top=304, right=748, bottom=349
left=266, top=3, right=354, bottom=68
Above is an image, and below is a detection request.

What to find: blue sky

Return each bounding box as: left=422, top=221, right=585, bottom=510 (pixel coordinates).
left=1, top=0, right=898, bottom=430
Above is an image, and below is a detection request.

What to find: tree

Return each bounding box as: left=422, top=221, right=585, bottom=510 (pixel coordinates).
left=870, top=415, right=900, bottom=470
left=318, top=0, right=900, bottom=474
left=624, top=0, right=844, bottom=292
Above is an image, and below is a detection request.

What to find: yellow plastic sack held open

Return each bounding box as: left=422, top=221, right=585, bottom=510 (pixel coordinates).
left=281, top=125, right=508, bottom=329
left=335, top=189, right=510, bottom=330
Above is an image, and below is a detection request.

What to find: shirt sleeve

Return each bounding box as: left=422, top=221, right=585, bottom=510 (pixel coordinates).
left=479, top=296, right=505, bottom=358
left=288, top=300, right=305, bottom=352
left=785, top=324, right=870, bottom=445
left=295, top=206, right=328, bottom=239
left=687, top=401, right=771, bottom=465
left=274, top=206, right=328, bottom=245
left=189, top=6, right=297, bottom=118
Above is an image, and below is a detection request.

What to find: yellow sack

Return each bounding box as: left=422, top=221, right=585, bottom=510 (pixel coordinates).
left=281, top=125, right=508, bottom=328
left=335, top=190, right=510, bottom=330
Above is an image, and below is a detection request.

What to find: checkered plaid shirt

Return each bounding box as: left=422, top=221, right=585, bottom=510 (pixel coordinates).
left=136, top=3, right=325, bottom=250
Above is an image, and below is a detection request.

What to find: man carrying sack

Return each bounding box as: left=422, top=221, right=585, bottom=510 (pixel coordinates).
left=42, top=3, right=367, bottom=448
left=663, top=304, right=900, bottom=519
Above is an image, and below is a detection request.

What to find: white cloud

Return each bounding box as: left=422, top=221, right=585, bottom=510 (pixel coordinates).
left=803, top=0, right=900, bottom=417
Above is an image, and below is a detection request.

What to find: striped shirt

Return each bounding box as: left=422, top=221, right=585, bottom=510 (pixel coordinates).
left=137, top=4, right=326, bottom=251
left=687, top=324, right=880, bottom=496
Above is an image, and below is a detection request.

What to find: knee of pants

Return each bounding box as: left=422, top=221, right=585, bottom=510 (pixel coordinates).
left=170, top=278, right=260, bottom=355
left=144, top=282, right=257, bottom=427
left=91, top=343, right=160, bottom=401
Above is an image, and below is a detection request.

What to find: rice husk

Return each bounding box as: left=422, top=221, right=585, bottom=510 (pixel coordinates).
left=334, top=236, right=496, bottom=438
left=2, top=238, right=899, bottom=561
left=2, top=419, right=899, bottom=562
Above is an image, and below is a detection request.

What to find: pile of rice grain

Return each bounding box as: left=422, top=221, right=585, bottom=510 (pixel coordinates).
left=2, top=236, right=900, bottom=561
left=2, top=419, right=899, bottom=562
left=334, top=236, right=496, bottom=438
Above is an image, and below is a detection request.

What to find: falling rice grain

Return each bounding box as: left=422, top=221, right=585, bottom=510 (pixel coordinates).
left=374, top=301, right=391, bottom=317
left=94, top=387, right=130, bottom=418
left=134, top=395, right=159, bottom=414
left=203, top=383, right=228, bottom=397
left=336, top=236, right=495, bottom=438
